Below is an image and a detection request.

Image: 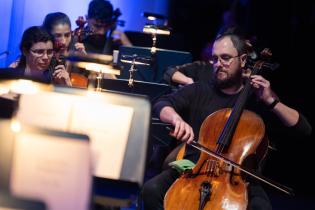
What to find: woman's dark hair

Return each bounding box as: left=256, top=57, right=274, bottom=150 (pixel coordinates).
left=17, top=26, right=53, bottom=68
left=42, top=12, right=72, bottom=34
left=88, top=0, right=113, bottom=24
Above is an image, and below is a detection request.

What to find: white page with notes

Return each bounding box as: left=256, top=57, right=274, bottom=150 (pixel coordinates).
left=16, top=91, right=134, bottom=178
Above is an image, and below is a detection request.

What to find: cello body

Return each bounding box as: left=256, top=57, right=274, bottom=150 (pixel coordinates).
left=70, top=72, right=88, bottom=88
left=164, top=108, right=266, bottom=210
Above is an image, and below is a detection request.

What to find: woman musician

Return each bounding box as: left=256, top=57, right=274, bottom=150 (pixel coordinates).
left=42, top=12, right=89, bottom=87
left=8, top=26, right=71, bottom=86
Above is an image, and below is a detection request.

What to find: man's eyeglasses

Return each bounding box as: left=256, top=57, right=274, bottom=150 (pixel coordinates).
left=30, top=49, right=54, bottom=57
left=209, top=54, right=241, bottom=65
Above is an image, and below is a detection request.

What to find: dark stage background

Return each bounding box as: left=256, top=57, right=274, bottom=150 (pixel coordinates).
left=151, top=0, right=315, bottom=208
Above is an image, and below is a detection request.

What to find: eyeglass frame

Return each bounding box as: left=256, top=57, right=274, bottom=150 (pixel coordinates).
left=29, top=48, right=54, bottom=57
left=209, top=54, right=243, bottom=65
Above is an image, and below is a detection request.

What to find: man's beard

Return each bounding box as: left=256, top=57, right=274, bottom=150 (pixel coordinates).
left=212, top=68, right=242, bottom=89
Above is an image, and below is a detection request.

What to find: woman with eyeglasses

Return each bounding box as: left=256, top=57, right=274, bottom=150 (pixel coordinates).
left=8, top=26, right=71, bottom=86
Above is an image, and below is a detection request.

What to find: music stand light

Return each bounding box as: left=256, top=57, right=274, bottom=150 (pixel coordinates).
left=66, top=53, right=120, bottom=91
left=119, top=54, right=150, bottom=87
left=143, top=24, right=171, bottom=54
left=142, top=12, right=167, bottom=21
left=143, top=24, right=171, bottom=36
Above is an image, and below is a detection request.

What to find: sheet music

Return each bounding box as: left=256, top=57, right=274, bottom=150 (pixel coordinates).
left=10, top=132, right=91, bottom=210
left=16, top=92, right=75, bottom=131
left=16, top=91, right=134, bottom=179
left=70, top=99, right=134, bottom=179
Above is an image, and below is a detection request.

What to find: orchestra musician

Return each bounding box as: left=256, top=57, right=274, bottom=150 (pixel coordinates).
left=9, top=26, right=71, bottom=86
left=42, top=12, right=89, bottom=87
left=163, top=60, right=214, bottom=87
left=163, top=29, right=256, bottom=87
left=42, top=12, right=87, bottom=57
left=141, top=28, right=312, bottom=210
left=83, top=0, right=132, bottom=55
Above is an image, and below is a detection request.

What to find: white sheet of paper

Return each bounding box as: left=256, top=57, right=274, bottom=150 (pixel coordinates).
left=70, top=99, right=134, bottom=179
left=10, top=132, right=91, bottom=210
left=16, top=91, right=134, bottom=179
left=16, top=92, right=75, bottom=131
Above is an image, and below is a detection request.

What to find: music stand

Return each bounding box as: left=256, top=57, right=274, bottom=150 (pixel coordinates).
left=0, top=120, right=92, bottom=210
left=100, top=78, right=172, bottom=104
left=8, top=85, right=150, bottom=207
left=53, top=86, right=151, bottom=186
left=118, top=46, right=192, bottom=83
left=0, top=121, right=92, bottom=210
left=0, top=119, right=15, bottom=191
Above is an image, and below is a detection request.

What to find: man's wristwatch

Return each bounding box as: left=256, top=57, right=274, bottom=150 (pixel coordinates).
left=267, top=98, right=280, bottom=110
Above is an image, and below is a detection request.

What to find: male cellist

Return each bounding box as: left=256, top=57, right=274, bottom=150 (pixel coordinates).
left=141, top=27, right=312, bottom=210
left=83, top=0, right=132, bottom=54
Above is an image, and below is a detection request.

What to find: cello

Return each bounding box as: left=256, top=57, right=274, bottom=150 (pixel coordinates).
left=51, top=39, right=88, bottom=88
left=164, top=49, right=291, bottom=210
left=68, top=16, right=89, bottom=88
left=102, top=8, right=124, bottom=55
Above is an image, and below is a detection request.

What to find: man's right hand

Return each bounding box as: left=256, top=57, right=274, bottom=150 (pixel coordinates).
left=74, top=42, right=87, bottom=54
left=170, top=116, right=194, bottom=143
left=160, top=106, right=195, bottom=143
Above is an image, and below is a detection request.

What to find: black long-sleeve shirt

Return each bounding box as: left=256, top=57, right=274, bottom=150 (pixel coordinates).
left=163, top=61, right=213, bottom=85
left=154, top=81, right=312, bottom=162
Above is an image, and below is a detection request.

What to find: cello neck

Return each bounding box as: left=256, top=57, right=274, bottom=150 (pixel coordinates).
left=216, top=58, right=265, bottom=149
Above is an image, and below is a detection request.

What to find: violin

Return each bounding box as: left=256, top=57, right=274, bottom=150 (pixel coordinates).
left=49, top=41, right=67, bottom=84
left=51, top=39, right=88, bottom=88
left=164, top=49, right=292, bottom=210
left=72, top=16, right=91, bottom=43
left=66, top=17, right=90, bottom=88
